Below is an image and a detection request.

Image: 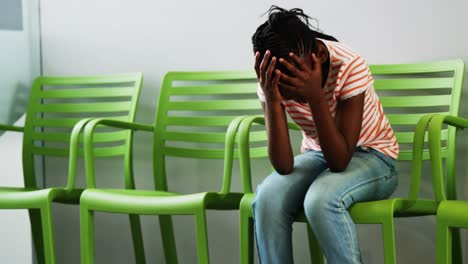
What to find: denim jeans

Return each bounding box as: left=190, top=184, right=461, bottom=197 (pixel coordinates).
left=252, top=148, right=399, bottom=264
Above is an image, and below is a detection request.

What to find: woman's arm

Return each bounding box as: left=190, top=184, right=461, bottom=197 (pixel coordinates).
left=255, top=50, right=295, bottom=175
left=308, top=91, right=364, bottom=172
left=262, top=101, right=294, bottom=174
left=279, top=53, right=365, bottom=172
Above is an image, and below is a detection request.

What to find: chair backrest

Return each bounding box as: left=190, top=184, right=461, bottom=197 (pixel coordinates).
left=238, top=60, right=465, bottom=197
left=370, top=59, right=464, bottom=162
left=153, top=71, right=258, bottom=191
left=22, top=73, right=143, bottom=189
left=372, top=60, right=464, bottom=200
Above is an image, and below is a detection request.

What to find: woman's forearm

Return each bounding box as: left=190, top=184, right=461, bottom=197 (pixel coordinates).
left=309, top=92, right=353, bottom=172
left=264, top=101, right=294, bottom=174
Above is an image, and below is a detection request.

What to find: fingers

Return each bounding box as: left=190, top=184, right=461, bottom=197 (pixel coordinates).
left=265, top=57, right=277, bottom=86
left=259, top=50, right=271, bottom=84
left=278, top=81, right=297, bottom=93
left=311, top=53, right=321, bottom=72
left=272, top=70, right=281, bottom=88
left=279, top=72, right=301, bottom=87
left=254, top=51, right=261, bottom=78
left=278, top=58, right=302, bottom=77
left=288, top=53, right=307, bottom=71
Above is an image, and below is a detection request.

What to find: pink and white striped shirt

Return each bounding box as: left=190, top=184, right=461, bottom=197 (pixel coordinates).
left=257, top=38, right=399, bottom=159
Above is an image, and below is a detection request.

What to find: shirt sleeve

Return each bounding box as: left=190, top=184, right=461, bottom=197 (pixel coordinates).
left=257, top=83, right=266, bottom=102
left=339, top=57, right=372, bottom=101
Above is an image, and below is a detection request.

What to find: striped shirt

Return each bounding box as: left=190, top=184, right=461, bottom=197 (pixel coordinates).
left=257, top=38, right=399, bottom=159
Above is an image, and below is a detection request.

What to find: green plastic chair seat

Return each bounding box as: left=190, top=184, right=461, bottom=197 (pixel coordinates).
left=81, top=189, right=244, bottom=214
left=349, top=199, right=439, bottom=219
left=0, top=187, right=83, bottom=207
left=437, top=201, right=468, bottom=226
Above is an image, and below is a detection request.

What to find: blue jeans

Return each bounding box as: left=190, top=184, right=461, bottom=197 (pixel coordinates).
left=252, top=148, right=399, bottom=264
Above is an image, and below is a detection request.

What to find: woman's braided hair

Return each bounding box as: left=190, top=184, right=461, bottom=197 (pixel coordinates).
left=252, top=6, right=337, bottom=73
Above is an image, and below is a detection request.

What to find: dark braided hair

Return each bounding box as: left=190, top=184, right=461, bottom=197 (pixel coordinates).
left=252, top=6, right=337, bottom=71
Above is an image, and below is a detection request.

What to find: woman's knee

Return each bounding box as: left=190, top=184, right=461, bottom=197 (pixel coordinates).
left=303, top=184, right=343, bottom=222
left=253, top=172, right=305, bottom=217
left=253, top=173, right=288, bottom=213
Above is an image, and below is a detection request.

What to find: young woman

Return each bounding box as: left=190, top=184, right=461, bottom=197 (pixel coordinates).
left=251, top=6, right=399, bottom=264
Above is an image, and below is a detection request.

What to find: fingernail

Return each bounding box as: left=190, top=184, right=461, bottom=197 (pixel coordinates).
left=272, top=57, right=276, bottom=61
left=279, top=58, right=284, bottom=62
left=289, top=52, right=294, bottom=56
left=266, top=50, right=270, bottom=55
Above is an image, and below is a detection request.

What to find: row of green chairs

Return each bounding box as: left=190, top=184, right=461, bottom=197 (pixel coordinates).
left=0, top=59, right=465, bottom=263
left=0, top=71, right=260, bottom=264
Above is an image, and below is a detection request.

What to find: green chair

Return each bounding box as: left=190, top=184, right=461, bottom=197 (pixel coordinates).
left=78, top=71, right=259, bottom=263
left=238, top=59, right=465, bottom=264
left=428, top=114, right=468, bottom=264
left=0, top=73, right=143, bottom=264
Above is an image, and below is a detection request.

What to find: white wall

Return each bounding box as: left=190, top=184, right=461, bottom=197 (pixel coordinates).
left=40, top=0, right=468, bottom=263
left=0, top=1, right=41, bottom=263
left=0, top=0, right=41, bottom=124
left=0, top=116, right=33, bottom=264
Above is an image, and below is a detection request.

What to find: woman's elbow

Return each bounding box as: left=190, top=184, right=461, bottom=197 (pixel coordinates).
left=272, top=161, right=294, bottom=175
left=329, top=166, right=346, bottom=173
left=328, top=160, right=350, bottom=173
left=276, top=166, right=294, bottom=175
left=268, top=153, right=294, bottom=175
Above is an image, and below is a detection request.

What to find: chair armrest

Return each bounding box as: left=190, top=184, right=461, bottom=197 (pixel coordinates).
left=66, top=118, right=96, bottom=190
left=406, top=113, right=441, bottom=202
left=0, top=123, right=23, bottom=132
left=430, top=115, right=468, bottom=130
left=236, top=115, right=300, bottom=194
left=238, top=116, right=264, bottom=194
left=428, top=114, right=468, bottom=201
left=84, top=119, right=154, bottom=133
left=79, top=118, right=154, bottom=189
left=220, top=116, right=249, bottom=194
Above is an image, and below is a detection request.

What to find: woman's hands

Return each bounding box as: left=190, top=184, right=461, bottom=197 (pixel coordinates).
left=254, top=50, right=283, bottom=103
left=254, top=50, right=324, bottom=104
left=278, top=52, right=323, bottom=103
left=253, top=50, right=294, bottom=175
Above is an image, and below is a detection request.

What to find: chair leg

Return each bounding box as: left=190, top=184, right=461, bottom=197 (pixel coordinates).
left=159, top=215, right=178, bottom=263
left=451, top=227, right=463, bottom=264
left=195, top=209, right=210, bottom=264
left=40, top=205, right=56, bottom=264
left=80, top=205, right=95, bottom=264
left=306, top=225, right=324, bottom=264
left=240, top=213, right=254, bottom=264
left=436, top=219, right=452, bottom=264
left=129, top=214, right=146, bottom=264
left=381, top=219, right=397, bottom=264
left=29, top=209, right=46, bottom=264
